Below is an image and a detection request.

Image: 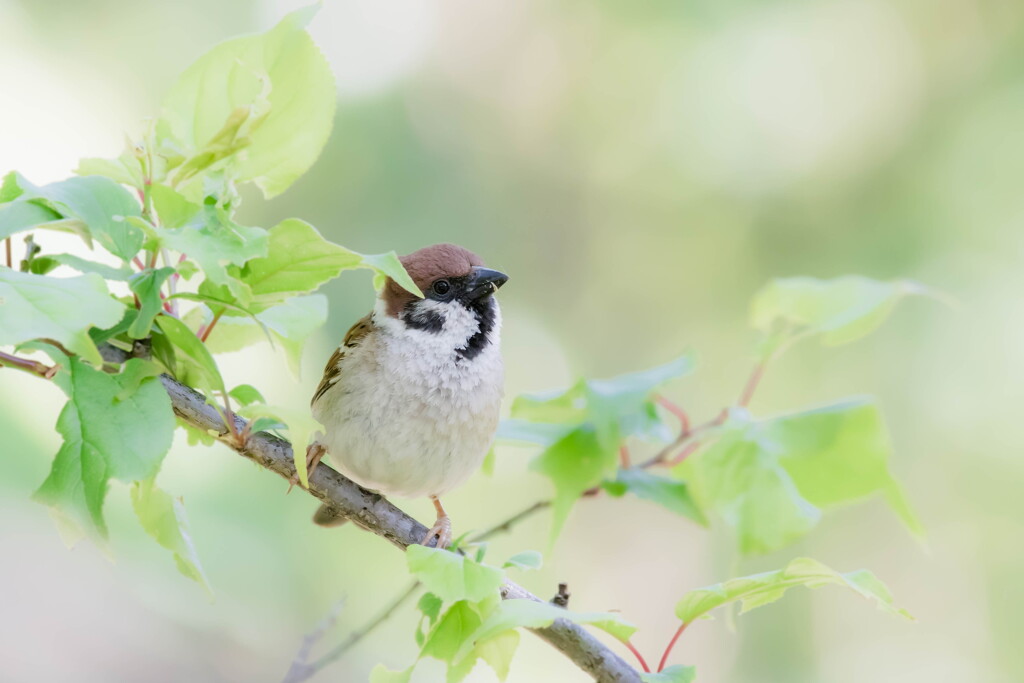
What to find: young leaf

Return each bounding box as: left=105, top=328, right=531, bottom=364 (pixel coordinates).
left=673, top=557, right=912, bottom=624
left=503, top=551, right=543, bottom=571
left=406, top=545, right=505, bottom=605
left=453, top=599, right=637, bottom=664
left=46, top=253, right=135, bottom=281
left=20, top=176, right=145, bottom=260
left=751, top=276, right=929, bottom=347
left=678, top=427, right=821, bottom=555
left=236, top=404, right=322, bottom=488
left=769, top=399, right=923, bottom=536
left=641, top=665, right=697, bottom=683
left=603, top=468, right=708, bottom=526
left=0, top=199, right=62, bottom=240
left=421, top=600, right=484, bottom=663
left=228, top=384, right=265, bottom=407
left=33, top=358, right=175, bottom=539
left=0, top=270, right=125, bottom=366
left=131, top=477, right=211, bottom=593
left=238, top=219, right=422, bottom=308
left=680, top=399, right=921, bottom=554
left=512, top=354, right=693, bottom=449
left=368, top=665, right=414, bottom=683
left=474, top=629, right=520, bottom=681
left=252, top=294, right=328, bottom=377
left=529, top=427, right=617, bottom=543
left=154, top=315, right=225, bottom=397
left=158, top=6, right=335, bottom=198
left=128, top=267, right=175, bottom=339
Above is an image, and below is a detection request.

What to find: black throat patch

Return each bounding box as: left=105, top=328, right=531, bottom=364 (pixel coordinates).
left=402, top=303, right=445, bottom=333
left=457, top=297, right=496, bottom=361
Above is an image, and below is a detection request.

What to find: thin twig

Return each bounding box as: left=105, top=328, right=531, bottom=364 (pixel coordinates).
left=737, top=361, right=765, bottom=408
left=5, top=237, right=11, bottom=268
left=280, top=598, right=347, bottom=683
left=311, top=581, right=421, bottom=674
left=470, top=500, right=551, bottom=543
left=0, top=350, right=58, bottom=378
left=657, top=622, right=689, bottom=672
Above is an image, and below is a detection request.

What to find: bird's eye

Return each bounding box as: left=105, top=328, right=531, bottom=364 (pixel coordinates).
left=432, top=279, right=451, bottom=296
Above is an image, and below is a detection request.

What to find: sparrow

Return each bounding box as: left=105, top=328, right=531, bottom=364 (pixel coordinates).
left=306, top=244, right=508, bottom=549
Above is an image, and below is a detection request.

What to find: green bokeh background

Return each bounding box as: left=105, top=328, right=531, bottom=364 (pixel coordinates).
left=1, top=0, right=1021, bottom=681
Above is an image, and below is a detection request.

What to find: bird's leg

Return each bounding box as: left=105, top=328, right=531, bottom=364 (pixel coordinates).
left=288, top=441, right=327, bottom=493
left=421, top=496, right=453, bottom=549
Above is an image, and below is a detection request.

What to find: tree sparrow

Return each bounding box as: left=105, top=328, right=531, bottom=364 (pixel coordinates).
left=307, top=244, right=508, bottom=548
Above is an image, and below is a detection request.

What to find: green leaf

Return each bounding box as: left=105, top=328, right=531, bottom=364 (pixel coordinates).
left=474, top=629, right=520, bottom=681
left=253, top=294, right=327, bottom=377
left=158, top=7, right=335, bottom=198
left=529, top=427, right=617, bottom=543
left=131, top=477, right=211, bottom=593
left=237, top=219, right=421, bottom=308
left=0, top=270, right=125, bottom=366
left=236, top=404, right=321, bottom=488
left=406, top=545, right=505, bottom=605
left=604, top=468, right=707, bottom=526
left=681, top=399, right=921, bottom=554
left=0, top=199, right=62, bottom=239
left=158, top=199, right=268, bottom=302
left=33, top=358, right=175, bottom=539
left=641, top=665, right=697, bottom=683
left=512, top=354, right=693, bottom=450
left=128, top=268, right=175, bottom=339
left=46, top=253, right=135, bottom=281
left=369, top=665, right=414, bottom=683
left=25, top=176, right=144, bottom=260
left=454, top=599, right=637, bottom=663
left=751, top=276, right=929, bottom=347
left=228, top=383, right=265, bottom=407
left=154, top=315, right=225, bottom=397
left=679, top=426, right=821, bottom=555
left=503, top=551, right=543, bottom=571
left=359, top=251, right=424, bottom=299
left=421, top=600, right=484, bottom=663
left=496, top=419, right=577, bottom=446
left=673, top=557, right=912, bottom=624
left=769, top=399, right=923, bottom=536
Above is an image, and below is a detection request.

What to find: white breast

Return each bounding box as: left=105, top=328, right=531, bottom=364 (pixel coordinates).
left=312, top=298, right=503, bottom=499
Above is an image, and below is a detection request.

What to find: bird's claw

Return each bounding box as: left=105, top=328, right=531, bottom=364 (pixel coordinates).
left=421, top=515, right=452, bottom=549
left=288, top=442, right=327, bottom=494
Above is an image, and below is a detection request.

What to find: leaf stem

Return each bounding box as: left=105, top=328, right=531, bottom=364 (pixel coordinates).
left=657, top=622, right=689, bottom=672
left=619, top=444, right=632, bottom=468
left=4, top=237, right=11, bottom=268
left=0, top=350, right=58, bottom=379
left=624, top=640, right=651, bottom=672
left=737, top=361, right=766, bottom=408
left=199, top=309, right=225, bottom=343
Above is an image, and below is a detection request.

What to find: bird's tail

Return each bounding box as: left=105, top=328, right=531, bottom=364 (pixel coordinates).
left=312, top=503, right=349, bottom=527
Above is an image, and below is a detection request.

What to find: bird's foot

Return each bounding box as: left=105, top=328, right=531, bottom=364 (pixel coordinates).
left=421, top=515, right=452, bottom=549
left=421, top=496, right=453, bottom=549
left=288, top=442, right=327, bottom=493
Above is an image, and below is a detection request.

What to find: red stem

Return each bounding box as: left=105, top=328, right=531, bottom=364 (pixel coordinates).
left=133, top=256, right=145, bottom=270
left=738, top=361, right=766, bottom=408
left=657, top=622, right=689, bottom=672
left=655, top=394, right=690, bottom=434
left=619, top=444, right=632, bottom=468
left=199, top=309, right=224, bottom=342
left=665, top=440, right=702, bottom=467
left=623, top=639, right=650, bottom=673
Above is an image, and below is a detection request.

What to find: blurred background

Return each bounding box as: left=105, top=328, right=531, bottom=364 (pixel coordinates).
left=1, top=0, right=1021, bottom=680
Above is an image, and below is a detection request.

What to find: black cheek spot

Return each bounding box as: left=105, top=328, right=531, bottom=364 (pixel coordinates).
left=403, top=303, right=446, bottom=333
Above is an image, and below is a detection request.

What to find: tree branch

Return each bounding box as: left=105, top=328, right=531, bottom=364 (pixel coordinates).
left=146, top=364, right=641, bottom=682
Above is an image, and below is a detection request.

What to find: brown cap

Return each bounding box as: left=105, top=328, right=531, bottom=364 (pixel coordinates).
left=382, top=243, right=484, bottom=316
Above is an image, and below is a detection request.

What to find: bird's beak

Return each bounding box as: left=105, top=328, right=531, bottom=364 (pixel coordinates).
left=466, top=266, right=509, bottom=300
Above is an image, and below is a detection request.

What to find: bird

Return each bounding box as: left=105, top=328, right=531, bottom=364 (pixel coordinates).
left=305, top=243, right=508, bottom=549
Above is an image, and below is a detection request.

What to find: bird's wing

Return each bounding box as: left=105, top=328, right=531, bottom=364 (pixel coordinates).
left=311, top=313, right=373, bottom=406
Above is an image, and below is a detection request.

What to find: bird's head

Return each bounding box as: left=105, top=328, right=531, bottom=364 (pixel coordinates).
left=380, top=244, right=508, bottom=359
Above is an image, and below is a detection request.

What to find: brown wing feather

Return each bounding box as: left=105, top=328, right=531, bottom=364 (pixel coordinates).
left=311, top=313, right=373, bottom=406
